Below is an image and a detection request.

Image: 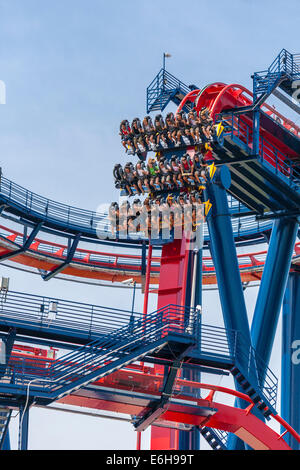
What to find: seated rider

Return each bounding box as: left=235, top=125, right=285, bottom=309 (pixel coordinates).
left=158, top=158, right=172, bottom=188
left=119, top=201, right=130, bottom=235
left=157, top=132, right=169, bottom=149
left=175, top=112, right=187, bottom=133
left=174, top=130, right=183, bottom=147
left=135, top=161, right=150, bottom=195
left=181, top=127, right=194, bottom=146
left=170, top=156, right=183, bottom=188
left=108, top=202, right=119, bottom=237
left=187, top=111, right=201, bottom=143
left=147, top=158, right=162, bottom=190
left=119, top=120, right=134, bottom=153
left=142, top=116, right=155, bottom=135
left=154, top=114, right=166, bottom=135
left=199, top=107, right=214, bottom=141
left=123, top=163, right=140, bottom=196
left=192, top=152, right=207, bottom=187
left=135, top=136, right=148, bottom=161
left=180, top=153, right=195, bottom=186
left=145, top=133, right=158, bottom=152
left=119, top=119, right=131, bottom=139
left=131, top=118, right=143, bottom=150
left=165, top=112, right=177, bottom=139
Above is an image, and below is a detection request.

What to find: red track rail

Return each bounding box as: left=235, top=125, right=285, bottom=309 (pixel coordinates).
left=0, top=224, right=299, bottom=285
left=9, top=340, right=300, bottom=450
left=57, top=365, right=300, bottom=450
left=177, top=82, right=300, bottom=143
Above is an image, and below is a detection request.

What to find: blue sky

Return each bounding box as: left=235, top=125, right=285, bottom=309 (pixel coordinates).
left=0, top=0, right=297, bottom=449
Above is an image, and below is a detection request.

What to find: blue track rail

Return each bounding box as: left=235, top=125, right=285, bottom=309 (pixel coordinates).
left=0, top=174, right=273, bottom=246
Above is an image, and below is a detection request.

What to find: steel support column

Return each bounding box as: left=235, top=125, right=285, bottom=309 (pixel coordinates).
left=2, top=428, right=10, bottom=450
left=18, top=404, right=29, bottom=450
left=205, top=167, right=251, bottom=360
left=281, top=271, right=300, bottom=450
left=251, top=217, right=299, bottom=366
left=205, top=167, right=252, bottom=450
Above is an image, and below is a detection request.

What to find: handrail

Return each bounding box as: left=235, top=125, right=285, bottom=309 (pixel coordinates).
left=0, top=294, right=277, bottom=406
left=219, top=111, right=300, bottom=188
left=147, top=68, right=192, bottom=112
left=253, top=49, right=300, bottom=103
left=0, top=173, right=274, bottom=244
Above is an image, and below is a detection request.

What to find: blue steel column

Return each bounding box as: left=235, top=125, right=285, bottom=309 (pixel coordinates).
left=2, top=428, right=10, bottom=450
left=205, top=167, right=252, bottom=358
left=18, top=404, right=29, bottom=450
left=251, top=217, right=299, bottom=366
left=205, top=166, right=253, bottom=450
left=281, top=271, right=300, bottom=450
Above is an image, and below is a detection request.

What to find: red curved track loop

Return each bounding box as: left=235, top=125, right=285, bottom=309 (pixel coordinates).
left=57, top=366, right=300, bottom=450
left=0, top=224, right=299, bottom=285
left=176, top=82, right=300, bottom=158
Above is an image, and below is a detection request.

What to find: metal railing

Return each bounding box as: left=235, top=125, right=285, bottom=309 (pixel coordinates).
left=0, top=174, right=274, bottom=243
left=218, top=112, right=300, bottom=188
left=234, top=331, right=278, bottom=408
left=0, top=290, right=144, bottom=341
left=253, top=49, right=300, bottom=101
left=0, top=176, right=107, bottom=235
left=1, top=304, right=199, bottom=393
left=0, top=294, right=278, bottom=407
left=147, top=68, right=192, bottom=112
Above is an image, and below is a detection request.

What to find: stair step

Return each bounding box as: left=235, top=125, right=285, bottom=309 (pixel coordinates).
left=257, top=401, right=267, bottom=411
left=263, top=409, right=272, bottom=419
left=236, top=374, right=247, bottom=385
left=240, top=380, right=251, bottom=390
left=230, top=367, right=240, bottom=377
left=252, top=395, right=261, bottom=404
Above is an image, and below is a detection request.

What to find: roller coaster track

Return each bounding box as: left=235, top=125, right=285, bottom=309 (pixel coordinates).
left=0, top=222, right=299, bottom=286
left=0, top=49, right=299, bottom=451
left=58, top=369, right=300, bottom=450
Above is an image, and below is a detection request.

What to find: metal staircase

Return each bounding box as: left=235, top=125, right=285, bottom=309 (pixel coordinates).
left=43, top=305, right=197, bottom=402
left=200, top=427, right=228, bottom=450
left=253, top=49, right=300, bottom=107
left=146, top=68, right=196, bottom=113
left=0, top=302, right=278, bottom=416
left=0, top=407, right=11, bottom=450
